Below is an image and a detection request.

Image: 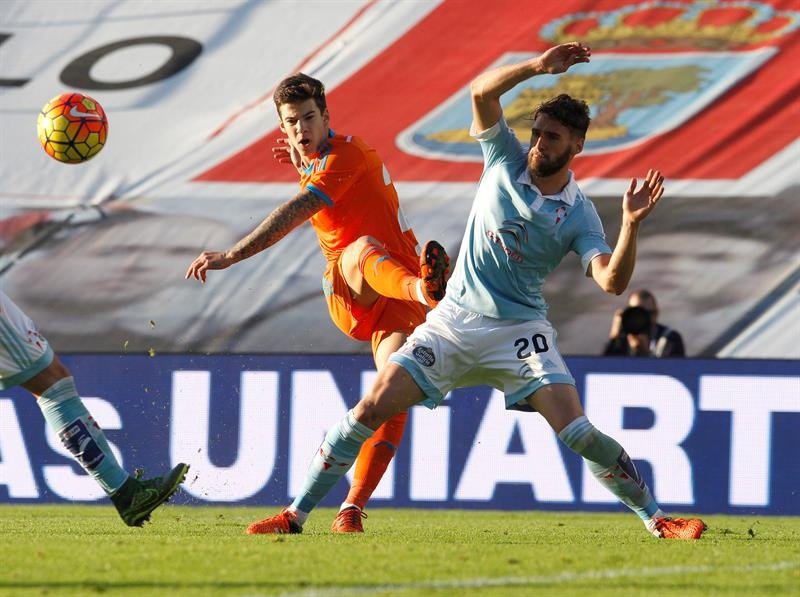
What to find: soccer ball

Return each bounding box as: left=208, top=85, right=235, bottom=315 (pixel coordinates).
left=36, top=92, right=108, bottom=164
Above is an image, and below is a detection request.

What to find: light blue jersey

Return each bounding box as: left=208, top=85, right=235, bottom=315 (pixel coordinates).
left=446, top=117, right=611, bottom=320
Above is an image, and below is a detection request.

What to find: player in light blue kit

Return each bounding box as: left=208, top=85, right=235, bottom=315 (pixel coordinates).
left=248, top=42, right=706, bottom=539
left=0, top=290, right=188, bottom=526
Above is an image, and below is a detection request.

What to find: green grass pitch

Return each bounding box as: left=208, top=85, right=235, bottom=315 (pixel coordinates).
left=1, top=505, right=798, bottom=596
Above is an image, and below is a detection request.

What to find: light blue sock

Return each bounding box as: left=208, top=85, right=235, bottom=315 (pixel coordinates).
left=37, top=377, right=129, bottom=495
left=559, top=415, right=659, bottom=521
left=291, top=410, right=375, bottom=516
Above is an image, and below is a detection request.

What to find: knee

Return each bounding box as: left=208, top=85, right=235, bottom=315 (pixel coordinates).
left=342, top=236, right=381, bottom=276
left=348, top=236, right=380, bottom=258
left=355, top=235, right=380, bottom=249
left=352, top=398, right=383, bottom=431
left=352, top=386, right=397, bottom=431
left=22, top=354, right=72, bottom=396
left=48, top=355, right=72, bottom=379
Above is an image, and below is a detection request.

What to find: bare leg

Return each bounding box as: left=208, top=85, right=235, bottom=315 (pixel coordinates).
left=354, top=362, right=424, bottom=429
left=290, top=362, right=424, bottom=517
left=21, top=354, right=71, bottom=397
left=339, top=236, right=383, bottom=307
left=343, top=332, right=409, bottom=512
left=340, top=235, right=424, bottom=305
left=526, top=383, right=584, bottom=433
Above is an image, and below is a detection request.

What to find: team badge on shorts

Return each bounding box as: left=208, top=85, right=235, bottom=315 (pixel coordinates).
left=412, top=345, right=436, bottom=367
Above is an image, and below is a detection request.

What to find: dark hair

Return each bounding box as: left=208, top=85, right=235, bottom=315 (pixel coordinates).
left=631, top=288, right=657, bottom=308
left=621, top=306, right=652, bottom=335
left=532, top=94, right=590, bottom=138
left=273, top=73, right=327, bottom=116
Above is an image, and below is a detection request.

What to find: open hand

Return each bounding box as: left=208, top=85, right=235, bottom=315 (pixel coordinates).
left=185, top=251, right=235, bottom=283
left=538, top=42, right=591, bottom=75
left=623, top=169, right=665, bottom=224
left=272, top=137, right=302, bottom=170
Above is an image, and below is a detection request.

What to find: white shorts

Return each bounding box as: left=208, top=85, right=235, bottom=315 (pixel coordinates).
left=389, top=298, right=574, bottom=411
left=0, top=291, right=54, bottom=389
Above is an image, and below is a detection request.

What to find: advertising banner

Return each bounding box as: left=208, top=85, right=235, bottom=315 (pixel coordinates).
left=1, top=354, right=797, bottom=515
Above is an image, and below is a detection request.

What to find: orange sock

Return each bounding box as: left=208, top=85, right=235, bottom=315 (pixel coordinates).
left=346, top=410, right=408, bottom=510
left=358, top=243, right=421, bottom=303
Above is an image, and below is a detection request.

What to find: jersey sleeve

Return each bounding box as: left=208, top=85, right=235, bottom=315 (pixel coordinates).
left=304, top=143, right=364, bottom=206
left=470, top=116, right=527, bottom=169
left=571, top=200, right=612, bottom=274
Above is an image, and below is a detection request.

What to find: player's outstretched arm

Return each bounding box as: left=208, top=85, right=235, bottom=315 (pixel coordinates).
left=589, top=169, right=665, bottom=295
left=185, top=189, right=327, bottom=283
left=470, top=42, right=590, bottom=132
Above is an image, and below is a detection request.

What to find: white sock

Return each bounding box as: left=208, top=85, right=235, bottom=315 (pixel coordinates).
left=286, top=506, right=309, bottom=526
left=645, top=509, right=667, bottom=534
left=339, top=502, right=360, bottom=513
left=415, top=279, right=427, bottom=305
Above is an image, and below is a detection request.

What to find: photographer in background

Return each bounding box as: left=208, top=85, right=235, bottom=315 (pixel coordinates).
left=604, top=289, right=686, bottom=357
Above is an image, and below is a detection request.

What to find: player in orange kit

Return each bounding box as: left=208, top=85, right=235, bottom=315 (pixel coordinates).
left=185, top=72, right=449, bottom=533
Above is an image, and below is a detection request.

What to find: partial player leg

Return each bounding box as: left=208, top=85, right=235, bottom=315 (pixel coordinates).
left=27, top=361, right=130, bottom=496
left=247, top=409, right=373, bottom=535
left=341, top=236, right=449, bottom=308
left=333, top=411, right=408, bottom=532
left=529, top=384, right=706, bottom=540
left=333, top=329, right=411, bottom=533
left=25, top=356, right=189, bottom=527
left=247, top=362, right=425, bottom=534
left=343, top=411, right=408, bottom=513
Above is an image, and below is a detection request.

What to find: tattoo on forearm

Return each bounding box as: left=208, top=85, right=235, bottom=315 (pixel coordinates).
left=229, top=195, right=323, bottom=261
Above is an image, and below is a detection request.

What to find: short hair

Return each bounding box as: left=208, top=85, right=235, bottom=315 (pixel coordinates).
left=630, top=288, right=658, bottom=310
left=532, top=94, right=590, bottom=138
left=273, top=73, right=327, bottom=116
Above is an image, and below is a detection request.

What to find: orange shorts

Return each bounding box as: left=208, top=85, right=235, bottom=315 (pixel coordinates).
left=323, top=259, right=427, bottom=355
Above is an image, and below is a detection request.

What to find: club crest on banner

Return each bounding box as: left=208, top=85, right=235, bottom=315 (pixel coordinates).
left=397, top=0, right=799, bottom=161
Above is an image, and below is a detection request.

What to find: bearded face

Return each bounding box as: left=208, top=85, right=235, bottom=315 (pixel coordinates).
left=528, top=144, right=573, bottom=178
left=527, top=113, right=582, bottom=180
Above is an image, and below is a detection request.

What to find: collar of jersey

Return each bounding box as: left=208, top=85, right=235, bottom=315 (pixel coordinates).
left=516, top=169, right=577, bottom=206
left=304, top=129, right=337, bottom=169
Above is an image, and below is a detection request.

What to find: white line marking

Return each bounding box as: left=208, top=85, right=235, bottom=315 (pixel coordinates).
left=267, top=560, right=800, bottom=597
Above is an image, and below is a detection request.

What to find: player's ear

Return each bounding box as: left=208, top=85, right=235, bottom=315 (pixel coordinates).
left=322, top=108, right=330, bottom=128
left=573, top=134, right=584, bottom=155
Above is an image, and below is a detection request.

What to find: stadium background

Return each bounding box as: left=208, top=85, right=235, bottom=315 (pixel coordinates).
left=0, top=0, right=798, bottom=514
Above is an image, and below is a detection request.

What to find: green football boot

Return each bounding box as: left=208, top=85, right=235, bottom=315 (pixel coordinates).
left=111, top=463, right=190, bottom=527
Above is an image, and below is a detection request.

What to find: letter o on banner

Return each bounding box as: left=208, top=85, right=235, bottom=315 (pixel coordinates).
left=60, top=36, right=202, bottom=90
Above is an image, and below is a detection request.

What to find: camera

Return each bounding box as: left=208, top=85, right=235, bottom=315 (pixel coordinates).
left=620, top=306, right=652, bottom=335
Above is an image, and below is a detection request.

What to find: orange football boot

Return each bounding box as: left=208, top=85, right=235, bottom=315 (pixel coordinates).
left=246, top=509, right=302, bottom=534
left=420, top=240, right=450, bottom=307
left=331, top=506, right=367, bottom=533
left=653, top=517, right=707, bottom=539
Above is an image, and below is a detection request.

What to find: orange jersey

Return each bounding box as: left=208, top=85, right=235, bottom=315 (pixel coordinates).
left=301, top=132, right=419, bottom=271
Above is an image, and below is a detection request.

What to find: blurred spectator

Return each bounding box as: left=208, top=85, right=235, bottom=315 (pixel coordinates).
left=604, top=289, right=685, bottom=357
